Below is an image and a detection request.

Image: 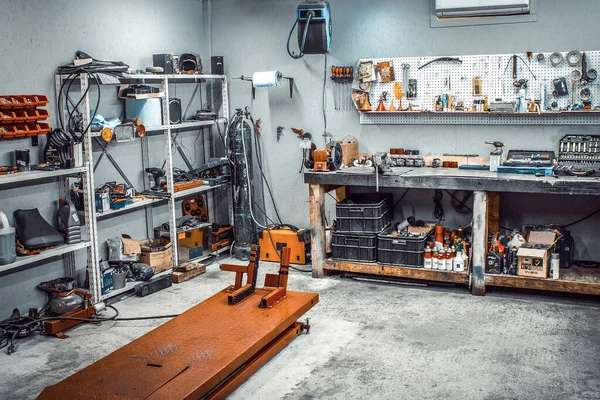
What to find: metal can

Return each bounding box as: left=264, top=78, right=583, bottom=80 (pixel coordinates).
left=15, top=149, right=30, bottom=172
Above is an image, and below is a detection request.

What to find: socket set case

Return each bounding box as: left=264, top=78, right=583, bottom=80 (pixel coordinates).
left=556, top=135, right=600, bottom=176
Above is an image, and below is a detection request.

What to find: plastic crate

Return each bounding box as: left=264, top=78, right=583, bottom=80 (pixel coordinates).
left=332, top=231, right=377, bottom=263
left=376, top=225, right=433, bottom=267
left=336, top=193, right=393, bottom=233
left=1, top=111, right=16, bottom=123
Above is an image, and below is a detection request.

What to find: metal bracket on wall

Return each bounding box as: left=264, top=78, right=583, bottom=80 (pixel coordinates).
left=235, top=76, right=294, bottom=99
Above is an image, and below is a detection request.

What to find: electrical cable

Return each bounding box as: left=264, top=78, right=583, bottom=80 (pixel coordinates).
left=253, top=122, right=283, bottom=224
left=392, top=189, right=410, bottom=211
left=563, top=207, right=600, bottom=228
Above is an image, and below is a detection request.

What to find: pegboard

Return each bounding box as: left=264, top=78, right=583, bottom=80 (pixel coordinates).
left=357, top=51, right=600, bottom=125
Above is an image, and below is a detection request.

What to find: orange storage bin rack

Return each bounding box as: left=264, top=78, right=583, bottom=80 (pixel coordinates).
left=13, top=110, right=30, bottom=123
left=25, top=124, right=40, bottom=136
left=34, top=109, right=50, bottom=120
left=23, top=95, right=38, bottom=109
left=0, top=96, right=16, bottom=109
left=1, top=111, right=16, bottom=123
left=34, top=95, right=49, bottom=107
left=1, top=125, right=18, bottom=138
left=13, top=124, right=30, bottom=137
left=36, top=122, right=51, bottom=135
left=10, top=97, right=28, bottom=109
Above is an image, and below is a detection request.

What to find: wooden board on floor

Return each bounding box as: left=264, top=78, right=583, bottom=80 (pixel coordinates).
left=175, top=262, right=203, bottom=272
left=172, top=264, right=206, bottom=283
left=485, top=266, right=600, bottom=295
left=37, top=288, right=319, bottom=400
left=324, top=259, right=469, bottom=284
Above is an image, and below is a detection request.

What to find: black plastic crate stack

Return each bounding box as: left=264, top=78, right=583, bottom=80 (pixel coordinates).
left=332, top=194, right=393, bottom=263
left=377, top=226, right=434, bottom=268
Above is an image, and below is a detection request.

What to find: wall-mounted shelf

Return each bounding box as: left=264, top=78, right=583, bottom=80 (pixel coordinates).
left=0, top=242, right=91, bottom=276
left=145, top=119, right=227, bottom=133
left=0, top=166, right=87, bottom=188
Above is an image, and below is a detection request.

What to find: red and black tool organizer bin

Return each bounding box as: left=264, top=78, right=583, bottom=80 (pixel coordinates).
left=0, top=95, right=50, bottom=139
left=377, top=226, right=434, bottom=268
left=332, top=193, right=393, bottom=263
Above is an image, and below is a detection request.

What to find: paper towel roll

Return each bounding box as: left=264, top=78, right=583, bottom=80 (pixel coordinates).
left=252, top=71, right=282, bottom=88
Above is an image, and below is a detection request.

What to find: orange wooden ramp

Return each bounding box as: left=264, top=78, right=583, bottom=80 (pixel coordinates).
left=37, top=287, right=318, bottom=400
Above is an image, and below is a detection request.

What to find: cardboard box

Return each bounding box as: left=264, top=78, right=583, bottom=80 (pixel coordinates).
left=337, top=141, right=359, bottom=167
left=517, top=230, right=558, bottom=278
left=139, top=238, right=173, bottom=273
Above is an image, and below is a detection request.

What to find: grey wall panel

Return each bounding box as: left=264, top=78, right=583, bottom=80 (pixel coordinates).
left=211, top=0, right=600, bottom=260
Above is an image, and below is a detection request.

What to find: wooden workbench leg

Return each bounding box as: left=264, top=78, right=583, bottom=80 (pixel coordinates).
left=471, top=191, right=488, bottom=296
left=309, top=184, right=326, bottom=278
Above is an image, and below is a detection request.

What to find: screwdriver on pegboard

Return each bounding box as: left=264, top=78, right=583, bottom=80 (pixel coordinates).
left=331, top=65, right=354, bottom=111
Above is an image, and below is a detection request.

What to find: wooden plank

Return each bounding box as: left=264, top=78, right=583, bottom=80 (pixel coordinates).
left=172, top=264, right=206, bottom=283
left=487, top=192, right=500, bottom=235
left=471, top=191, right=488, bottom=296
left=324, top=259, right=469, bottom=284
left=485, top=267, right=600, bottom=295
left=175, top=262, right=204, bottom=272
left=309, top=184, right=326, bottom=278
left=303, top=169, right=600, bottom=196
left=38, top=288, right=319, bottom=400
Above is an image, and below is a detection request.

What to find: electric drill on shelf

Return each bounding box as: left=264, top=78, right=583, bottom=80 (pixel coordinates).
left=145, top=168, right=165, bottom=190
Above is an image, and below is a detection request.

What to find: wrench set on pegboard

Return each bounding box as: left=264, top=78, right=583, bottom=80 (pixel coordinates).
left=354, top=50, right=600, bottom=125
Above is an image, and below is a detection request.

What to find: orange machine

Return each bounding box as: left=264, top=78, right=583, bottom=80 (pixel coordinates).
left=259, top=225, right=310, bottom=265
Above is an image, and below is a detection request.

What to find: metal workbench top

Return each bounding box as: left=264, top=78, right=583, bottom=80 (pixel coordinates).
left=304, top=167, right=600, bottom=196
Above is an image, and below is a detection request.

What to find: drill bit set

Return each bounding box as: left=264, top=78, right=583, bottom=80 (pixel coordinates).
left=331, top=65, right=353, bottom=111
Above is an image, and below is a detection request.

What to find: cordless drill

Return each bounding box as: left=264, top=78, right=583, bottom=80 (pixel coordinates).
left=145, top=168, right=165, bottom=190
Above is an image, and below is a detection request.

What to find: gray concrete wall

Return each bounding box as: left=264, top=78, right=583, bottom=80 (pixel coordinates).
left=0, top=0, right=209, bottom=317
left=210, top=0, right=600, bottom=259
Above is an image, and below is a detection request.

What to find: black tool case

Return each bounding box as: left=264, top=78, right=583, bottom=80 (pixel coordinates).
left=335, top=194, right=393, bottom=233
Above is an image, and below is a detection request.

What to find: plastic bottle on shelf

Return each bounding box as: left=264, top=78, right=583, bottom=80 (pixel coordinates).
left=437, top=248, right=446, bottom=271
left=0, top=210, right=16, bottom=265
left=447, top=248, right=455, bottom=271
left=551, top=252, right=560, bottom=280
left=424, top=248, right=433, bottom=269
left=454, top=243, right=465, bottom=272
left=432, top=250, right=439, bottom=270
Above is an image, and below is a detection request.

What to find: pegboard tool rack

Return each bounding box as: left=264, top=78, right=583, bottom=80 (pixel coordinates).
left=357, top=51, right=600, bottom=125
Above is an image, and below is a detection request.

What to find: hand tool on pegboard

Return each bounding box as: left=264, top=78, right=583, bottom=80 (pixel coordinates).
left=331, top=66, right=353, bottom=111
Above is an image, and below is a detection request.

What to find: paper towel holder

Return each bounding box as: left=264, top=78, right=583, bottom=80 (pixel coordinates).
left=235, top=74, right=294, bottom=99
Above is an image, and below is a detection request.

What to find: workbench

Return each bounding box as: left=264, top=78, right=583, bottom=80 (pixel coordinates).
left=305, top=167, right=600, bottom=296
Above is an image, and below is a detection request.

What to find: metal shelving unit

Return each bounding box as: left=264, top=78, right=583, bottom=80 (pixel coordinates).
left=56, top=72, right=231, bottom=302
left=0, top=162, right=96, bottom=296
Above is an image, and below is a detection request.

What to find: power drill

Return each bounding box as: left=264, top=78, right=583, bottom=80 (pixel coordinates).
left=145, top=168, right=165, bottom=190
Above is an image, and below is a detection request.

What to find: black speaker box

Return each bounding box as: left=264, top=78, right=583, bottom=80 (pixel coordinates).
left=169, top=98, right=182, bottom=124
left=153, top=54, right=174, bottom=74
left=211, top=56, right=224, bottom=75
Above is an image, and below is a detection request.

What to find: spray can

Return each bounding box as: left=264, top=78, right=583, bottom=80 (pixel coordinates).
left=551, top=252, right=560, bottom=280
left=424, top=248, right=432, bottom=269
left=432, top=250, right=439, bottom=270
left=0, top=210, right=16, bottom=265
left=448, top=247, right=456, bottom=271
left=437, top=249, right=446, bottom=271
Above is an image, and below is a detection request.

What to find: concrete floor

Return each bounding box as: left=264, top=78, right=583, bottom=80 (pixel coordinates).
left=1, top=258, right=599, bottom=400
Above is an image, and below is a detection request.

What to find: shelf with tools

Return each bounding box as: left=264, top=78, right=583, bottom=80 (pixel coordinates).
left=0, top=242, right=92, bottom=276
left=324, top=259, right=470, bottom=285
left=55, top=71, right=231, bottom=302
left=355, top=51, right=600, bottom=125
left=102, top=269, right=172, bottom=301
left=485, top=267, right=600, bottom=296
left=305, top=168, right=600, bottom=296
left=0, top=166, right=88, bottom=187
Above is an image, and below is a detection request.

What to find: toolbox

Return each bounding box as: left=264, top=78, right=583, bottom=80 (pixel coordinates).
left=335, top=194, right=393, bottom=233
left=377, top=225, right=433, bottom=267
left=259, top=225, right=310, bottom=265
left=556, top=135, right=600, bottom=176
left=332, top=231, right=377, bottom=263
